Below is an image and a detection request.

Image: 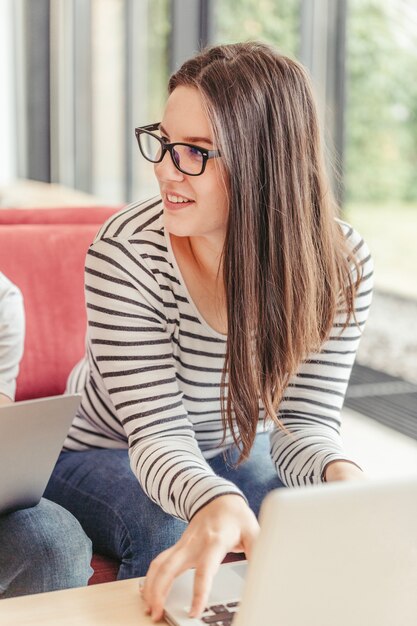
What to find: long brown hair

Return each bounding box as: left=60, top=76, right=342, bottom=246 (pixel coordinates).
left=169, top=42, right=361, bottom=462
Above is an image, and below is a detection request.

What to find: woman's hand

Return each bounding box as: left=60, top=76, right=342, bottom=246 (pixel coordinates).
left=142, top=494, right=259, bottom=622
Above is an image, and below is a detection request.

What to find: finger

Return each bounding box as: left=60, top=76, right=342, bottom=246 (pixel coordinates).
left=189, top=545, right=225, bottom=618
left=144, top=548, right=190, bottom=621
left=143, top=543, right=182, bottom=596
left=142, top=550, right=168, bottom=609
left=142, top=549, right=174, bottom=616
left=138, top=581, right=151, bottom=616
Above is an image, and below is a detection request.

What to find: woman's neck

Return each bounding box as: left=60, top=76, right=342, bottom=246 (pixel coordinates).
left=170, top=233, right=227, bottom=335
left=187, top=235, right=224, bottom=282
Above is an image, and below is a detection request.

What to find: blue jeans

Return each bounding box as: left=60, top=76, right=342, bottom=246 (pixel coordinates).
left=0, top=498, right=92, bottom=598
left=44, top=433, right=284, bottom=580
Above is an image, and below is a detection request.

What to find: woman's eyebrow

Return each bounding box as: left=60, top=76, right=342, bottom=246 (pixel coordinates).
left=159, top=123, right=168, bottom=136
left=159, top=123, right=213, bottom=145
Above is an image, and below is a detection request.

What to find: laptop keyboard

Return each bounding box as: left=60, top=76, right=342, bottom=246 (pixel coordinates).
left=201, top=601, right=239, bottom=625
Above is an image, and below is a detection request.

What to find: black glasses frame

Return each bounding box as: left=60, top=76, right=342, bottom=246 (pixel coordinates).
left=134, top=123, right=221, bottom=176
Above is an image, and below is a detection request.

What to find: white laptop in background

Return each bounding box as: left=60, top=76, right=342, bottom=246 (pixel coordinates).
left=0, top=394, right=80, bottom=515
left=164, top=477, right=417, bottom=626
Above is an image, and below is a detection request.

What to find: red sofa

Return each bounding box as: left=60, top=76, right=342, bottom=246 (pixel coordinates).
left=0, top=205, right=122, bottom=584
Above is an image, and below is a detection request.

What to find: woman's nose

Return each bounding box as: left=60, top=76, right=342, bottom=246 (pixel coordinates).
left=154, top=150, right=185, bottom=182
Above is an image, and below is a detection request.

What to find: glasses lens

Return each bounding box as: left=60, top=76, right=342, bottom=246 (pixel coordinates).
left=139, top=132, right=163, bottom=162
left=174, top=145, right=204, bottom=175
left=172, top=147, right=181, bottom=168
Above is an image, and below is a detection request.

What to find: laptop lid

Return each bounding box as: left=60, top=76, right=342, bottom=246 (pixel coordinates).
left=0, top=394, right=80, bottom=515
left=235, top=477, right=417, bottom=626
left=164, top=477, right=417, bottom=626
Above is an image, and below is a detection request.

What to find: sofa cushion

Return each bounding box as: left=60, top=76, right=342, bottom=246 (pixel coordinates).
left=0, top=206, right=121, bottom=401
left=0, top=206, right=121, bottom=225
left=0, top=224, right=96, bottom=400
left=89, top=555, right=120, bottom=585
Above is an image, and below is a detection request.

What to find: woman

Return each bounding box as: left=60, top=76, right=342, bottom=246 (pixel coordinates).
left=45, top=42, right=373, bottom=619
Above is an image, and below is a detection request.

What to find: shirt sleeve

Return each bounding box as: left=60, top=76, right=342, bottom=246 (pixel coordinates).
left=270, top=226, right=374, bottom=486
left=0, top=273, right=25, bottom=400
left=66, top=356, right=89, bottom=394
left=84, top=237, right=244, bottom=521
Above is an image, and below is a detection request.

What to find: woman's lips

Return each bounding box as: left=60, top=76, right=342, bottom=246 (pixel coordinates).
left=164, top=195, right=195, bottom=211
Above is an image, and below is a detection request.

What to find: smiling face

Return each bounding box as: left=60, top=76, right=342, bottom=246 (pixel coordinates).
left=154, top=86, right=229, bottom=244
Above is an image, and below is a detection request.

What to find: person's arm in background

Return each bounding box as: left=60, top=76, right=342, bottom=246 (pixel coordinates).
left=0, top=273, right=25, bottom=405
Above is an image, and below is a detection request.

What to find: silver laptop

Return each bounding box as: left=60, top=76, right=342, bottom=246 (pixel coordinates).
left=164, top=477, right=417, bottom=626
left=0, top=394, right=80, bottom=515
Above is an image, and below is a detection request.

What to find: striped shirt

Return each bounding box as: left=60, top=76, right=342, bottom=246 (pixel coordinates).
left=65, top=196, right=373, bottom=521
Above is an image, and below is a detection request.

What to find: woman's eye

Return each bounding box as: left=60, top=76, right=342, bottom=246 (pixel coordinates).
left=186, top=146, right=202, bottom=160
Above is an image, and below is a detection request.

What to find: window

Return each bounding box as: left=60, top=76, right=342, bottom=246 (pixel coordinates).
left=345, top=0, right=417, bottom=299
left=213, top=0, right=300, bottom=56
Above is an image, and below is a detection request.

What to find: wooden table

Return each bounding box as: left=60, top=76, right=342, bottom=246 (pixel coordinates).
left=0, top=578, right=160, bottom=626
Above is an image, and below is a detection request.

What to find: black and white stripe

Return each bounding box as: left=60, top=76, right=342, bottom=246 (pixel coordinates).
left=66, top=197, right=374, bottom=519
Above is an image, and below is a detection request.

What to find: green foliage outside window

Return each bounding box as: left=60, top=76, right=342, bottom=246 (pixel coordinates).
left=345, top=0, right=417, bottom=203
left=148, top=0, right=171, bottom=120
left=214, top=0, right=299, bottom=57
left=214, top=0, right=417, bottom=206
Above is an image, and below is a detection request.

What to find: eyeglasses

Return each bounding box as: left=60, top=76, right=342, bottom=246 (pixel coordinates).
left=135, top=123, right=221, bottom=176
